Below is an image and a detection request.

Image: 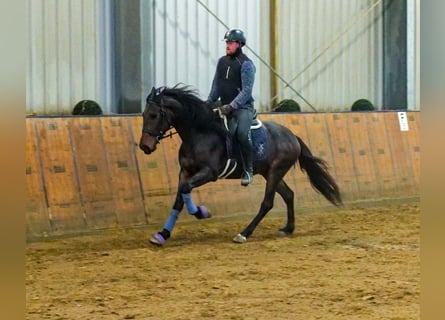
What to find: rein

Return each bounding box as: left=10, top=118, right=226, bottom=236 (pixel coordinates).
left=158, top=130, right=178, bottom=141
left=142, top=126, right=177, bottom=144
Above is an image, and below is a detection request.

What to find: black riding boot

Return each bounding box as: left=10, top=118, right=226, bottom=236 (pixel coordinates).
left=240, top=144, right=253, bottom=186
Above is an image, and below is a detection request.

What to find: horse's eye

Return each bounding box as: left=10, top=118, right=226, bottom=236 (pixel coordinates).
left=149, top=113, right=157, bottom=120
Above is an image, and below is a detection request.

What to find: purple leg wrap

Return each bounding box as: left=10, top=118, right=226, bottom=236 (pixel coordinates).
left=149, top=232, right=167, bottom=246
left=194, top=205, right=211, bottom=219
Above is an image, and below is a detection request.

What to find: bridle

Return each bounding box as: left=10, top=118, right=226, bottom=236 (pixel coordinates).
left=142, top=91, right=177, bottom=144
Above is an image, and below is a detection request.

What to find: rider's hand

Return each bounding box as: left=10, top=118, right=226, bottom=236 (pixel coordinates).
left=219, top=104, right=234, bottom=116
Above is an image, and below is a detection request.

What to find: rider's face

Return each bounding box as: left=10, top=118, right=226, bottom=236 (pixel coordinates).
left=225, top=41, right=240, bottom=55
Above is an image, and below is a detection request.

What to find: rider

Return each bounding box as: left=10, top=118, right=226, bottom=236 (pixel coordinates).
left=207, top=28, right=256, bottom=186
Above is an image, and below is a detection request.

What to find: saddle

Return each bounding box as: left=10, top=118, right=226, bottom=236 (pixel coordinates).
left=218, top=118, right=267, bottom=179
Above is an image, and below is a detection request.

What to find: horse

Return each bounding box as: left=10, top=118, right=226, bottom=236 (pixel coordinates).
left=139, top=85, right=342, bottom=246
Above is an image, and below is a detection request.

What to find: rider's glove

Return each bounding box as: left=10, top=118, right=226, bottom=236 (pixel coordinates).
left=218, top=104, right=234, bottom=116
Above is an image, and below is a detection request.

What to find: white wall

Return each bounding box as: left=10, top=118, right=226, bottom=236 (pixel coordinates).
left=150, top=0, right=386, bottom=111
left=274, top=0, right=384, bottom=111
left=151, top=0, right=264, bottom=104
left=26, top=0, right=418, bottom=114
left=26, top=0, right=112, bottom=115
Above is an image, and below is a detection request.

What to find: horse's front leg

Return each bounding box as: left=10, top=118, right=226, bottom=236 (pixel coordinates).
left=177, top=166, right=217, bottom=194
left=178, top=166, right=215, bottom=219
left=149, top=191, right=184, bottom=246
left=149, top=167, right=215, bottom=246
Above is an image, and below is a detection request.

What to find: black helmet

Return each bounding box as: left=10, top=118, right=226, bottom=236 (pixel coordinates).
left=224, top=29, right=246, bottom=46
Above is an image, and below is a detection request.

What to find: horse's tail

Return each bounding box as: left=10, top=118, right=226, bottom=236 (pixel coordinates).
left=296, top=136, right=343, bottom=207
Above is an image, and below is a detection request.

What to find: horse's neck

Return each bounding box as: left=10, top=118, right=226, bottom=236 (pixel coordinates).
left=173, top=119, right=223, bottom=145
left=171, top=108, right=212, bottom=139
left=172, top=121, right=195, bottom=142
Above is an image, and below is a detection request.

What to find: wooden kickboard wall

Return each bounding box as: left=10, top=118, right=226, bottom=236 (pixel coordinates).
left=26, top=112, right=420, bottom=239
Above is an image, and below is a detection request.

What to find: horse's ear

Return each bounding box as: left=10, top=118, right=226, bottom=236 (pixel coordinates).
left=152, top=86, right=165, bottom=103
left=146, top=87, right=157, bottom=103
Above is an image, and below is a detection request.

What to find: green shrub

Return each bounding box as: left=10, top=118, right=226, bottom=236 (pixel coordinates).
left=72, top=100, right=103, bottom=115
left=274, top=99, right=301, bottom=112
left=351, top=99, right=375, bottom=111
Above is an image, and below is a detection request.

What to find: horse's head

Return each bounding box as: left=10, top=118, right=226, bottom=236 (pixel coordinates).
left=139, top=87, right=175, bottom=154
left=139, top=84, right=220, bottom=154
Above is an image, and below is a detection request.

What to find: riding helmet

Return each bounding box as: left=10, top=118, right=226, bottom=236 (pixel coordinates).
left=224, top=29, right=246, bottom=46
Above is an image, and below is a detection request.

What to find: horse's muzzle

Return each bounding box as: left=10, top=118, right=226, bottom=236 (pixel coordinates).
left=139, top=143, right=153, bottom=154
left=139, top=134, right=157, bottom=154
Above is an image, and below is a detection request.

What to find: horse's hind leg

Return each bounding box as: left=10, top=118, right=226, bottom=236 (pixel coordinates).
left=233, top=171, right=287, bottom=243
left=233, top=187, right=276, bottom=243
left=276, top=179, right=295, bottom=235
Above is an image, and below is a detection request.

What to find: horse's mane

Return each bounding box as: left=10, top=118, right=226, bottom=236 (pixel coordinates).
left=159, top=84, right=228, bottom=139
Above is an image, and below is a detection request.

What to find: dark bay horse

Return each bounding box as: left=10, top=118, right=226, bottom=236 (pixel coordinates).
left=139, top=85, right=342, bottom=245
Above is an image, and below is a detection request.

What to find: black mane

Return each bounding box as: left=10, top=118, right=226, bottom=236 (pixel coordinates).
left=158, top=84, right=228, bottom=139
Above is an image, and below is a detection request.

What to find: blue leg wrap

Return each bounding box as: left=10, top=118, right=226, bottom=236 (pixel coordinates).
left=181, top=193, right=198, bottom=215
left=163, top=209, right=180, bottom=232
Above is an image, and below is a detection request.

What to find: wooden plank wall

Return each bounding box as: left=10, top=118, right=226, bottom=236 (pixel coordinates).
left=70, top=118, right=117, bottom=229
left=26, top=112, right=420, bottom=239
left=26, top=120, right=51, bottom=236
left=34, top=118, right=86, bottom=233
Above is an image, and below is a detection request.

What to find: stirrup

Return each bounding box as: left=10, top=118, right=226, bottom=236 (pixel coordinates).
left=241, top=171, right=253, bottom=186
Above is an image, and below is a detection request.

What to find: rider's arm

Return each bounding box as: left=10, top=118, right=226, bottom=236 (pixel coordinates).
left=230, top=60, right=255, bottom=109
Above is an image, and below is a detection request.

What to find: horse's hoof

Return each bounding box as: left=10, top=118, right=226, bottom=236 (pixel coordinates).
left=149, top=233, right=166, bottom=246
left=278, top=230, right=290, bottom=237
left=194, top=205, right=211, bottom=219
left=278, top=227, right=294, bottom=237
left=233, top=233, right=247, bottom=243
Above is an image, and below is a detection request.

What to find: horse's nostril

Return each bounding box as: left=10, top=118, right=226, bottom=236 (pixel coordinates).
left=139, top=144, right=153, bottom=154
